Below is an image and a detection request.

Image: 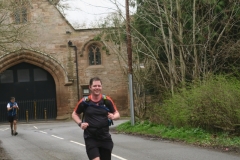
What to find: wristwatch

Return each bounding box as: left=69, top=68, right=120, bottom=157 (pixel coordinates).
left=78, top=122, right=82, bottom=127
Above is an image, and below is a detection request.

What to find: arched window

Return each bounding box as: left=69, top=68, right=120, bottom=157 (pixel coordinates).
left=88, top=44, right=101, bottom=65
left=12, top=0, right=29, bottom=24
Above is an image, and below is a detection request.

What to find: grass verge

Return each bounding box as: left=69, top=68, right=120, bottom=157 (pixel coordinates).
left=116, top=121, right=240, bottom=154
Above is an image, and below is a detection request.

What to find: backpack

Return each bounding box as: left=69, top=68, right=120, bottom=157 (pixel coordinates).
left=82, top=95, right=114, bottom=126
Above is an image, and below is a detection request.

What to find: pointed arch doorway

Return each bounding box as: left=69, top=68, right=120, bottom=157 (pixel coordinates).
left=0, top=62, right=57, bottom=122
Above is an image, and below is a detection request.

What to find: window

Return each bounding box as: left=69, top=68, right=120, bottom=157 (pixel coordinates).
left=12, top=0, right=28, bottom=24
left=88, top=44, right=101, bottom=65
left=17, top=69, right=30, bottom=82
left=34, top=68, right=47, bottom=81
left=0, top=70, right=14, bottom=83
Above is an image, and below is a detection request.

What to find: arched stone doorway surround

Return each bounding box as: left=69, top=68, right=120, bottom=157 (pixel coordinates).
left=0, top=49, right=72, bottom=120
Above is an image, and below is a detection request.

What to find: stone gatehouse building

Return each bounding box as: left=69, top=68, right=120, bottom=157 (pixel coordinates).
left=0, top=0, right=129, bottom=121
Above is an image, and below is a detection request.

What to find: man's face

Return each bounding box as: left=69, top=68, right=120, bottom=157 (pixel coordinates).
left=11, top=99, right=15, bottom=103
left=89, top=80, right=102, bottom=96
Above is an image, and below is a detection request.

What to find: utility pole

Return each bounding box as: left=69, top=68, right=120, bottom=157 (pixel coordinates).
left=125, top=0, right=135, bottom=126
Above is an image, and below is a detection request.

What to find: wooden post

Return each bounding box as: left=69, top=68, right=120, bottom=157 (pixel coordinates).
left=26, top=110, right=28, bottom=122
left=34, top=101, right=36, bottom=120
left=44, top=108, right=47, bottom=121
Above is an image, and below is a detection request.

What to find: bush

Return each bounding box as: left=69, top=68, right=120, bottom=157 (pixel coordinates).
left=151, top=75, right=240, bottom=134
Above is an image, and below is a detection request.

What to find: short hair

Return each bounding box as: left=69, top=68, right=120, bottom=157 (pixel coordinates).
left=89, top=77, right=102, bottom=86
left=10, top=97, right=15, bottom=100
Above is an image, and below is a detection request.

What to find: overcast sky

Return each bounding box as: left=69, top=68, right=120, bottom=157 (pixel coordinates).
left=60, top=0, right=135, bottom=29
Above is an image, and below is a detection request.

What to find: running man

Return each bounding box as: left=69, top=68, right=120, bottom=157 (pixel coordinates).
left=72, top=77, right=120, bottom=160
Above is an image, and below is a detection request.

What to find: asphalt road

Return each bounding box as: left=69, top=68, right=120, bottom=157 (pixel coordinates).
left=0, top=120, right=239, bottom=160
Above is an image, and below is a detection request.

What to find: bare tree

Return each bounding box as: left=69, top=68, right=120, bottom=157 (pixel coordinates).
left=130, top=0, right=240, bottom=90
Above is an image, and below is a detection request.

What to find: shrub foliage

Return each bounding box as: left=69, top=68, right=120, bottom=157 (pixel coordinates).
left=151, top=75, right=240, bottom=134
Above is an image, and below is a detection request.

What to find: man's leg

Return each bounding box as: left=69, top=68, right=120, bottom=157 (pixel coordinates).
left=99, top=147, right=112, bottom=160
left=8, top=116, right=14, bottom=135
left=85, top=138, right=100, bottom=160
left=13, top=115, right=18, bottom=135
left=13, top=120, right=17, bottom=134
left=10, top=122, right=13, bottom=135
left=99, top=139, right=113, bottom=160
left=86, top=147, right=100, bottom=160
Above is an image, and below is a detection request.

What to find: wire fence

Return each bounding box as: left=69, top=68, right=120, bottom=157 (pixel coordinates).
left=0, top=99, right=56, bottom=123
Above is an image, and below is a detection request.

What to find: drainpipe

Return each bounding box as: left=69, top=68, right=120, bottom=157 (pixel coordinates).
left=68, top=40, right=80, bottom=100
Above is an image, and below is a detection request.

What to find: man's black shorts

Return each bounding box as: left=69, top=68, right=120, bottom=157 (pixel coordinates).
left=85, top=137, right=113, bottom=160
left=8, top=115, right=18, bottom=122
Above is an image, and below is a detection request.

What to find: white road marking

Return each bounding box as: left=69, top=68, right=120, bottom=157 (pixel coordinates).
left=39, top=131, right=47, bottom=134
left=70, top=140, right=85, bottom=146
left=0, top=128, right=9, bottom=131
left=32, top=126, right=127, bottom=160
left=112, top=154, right=128, bottom=160
left=51, top=135, right=64, bottom=139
